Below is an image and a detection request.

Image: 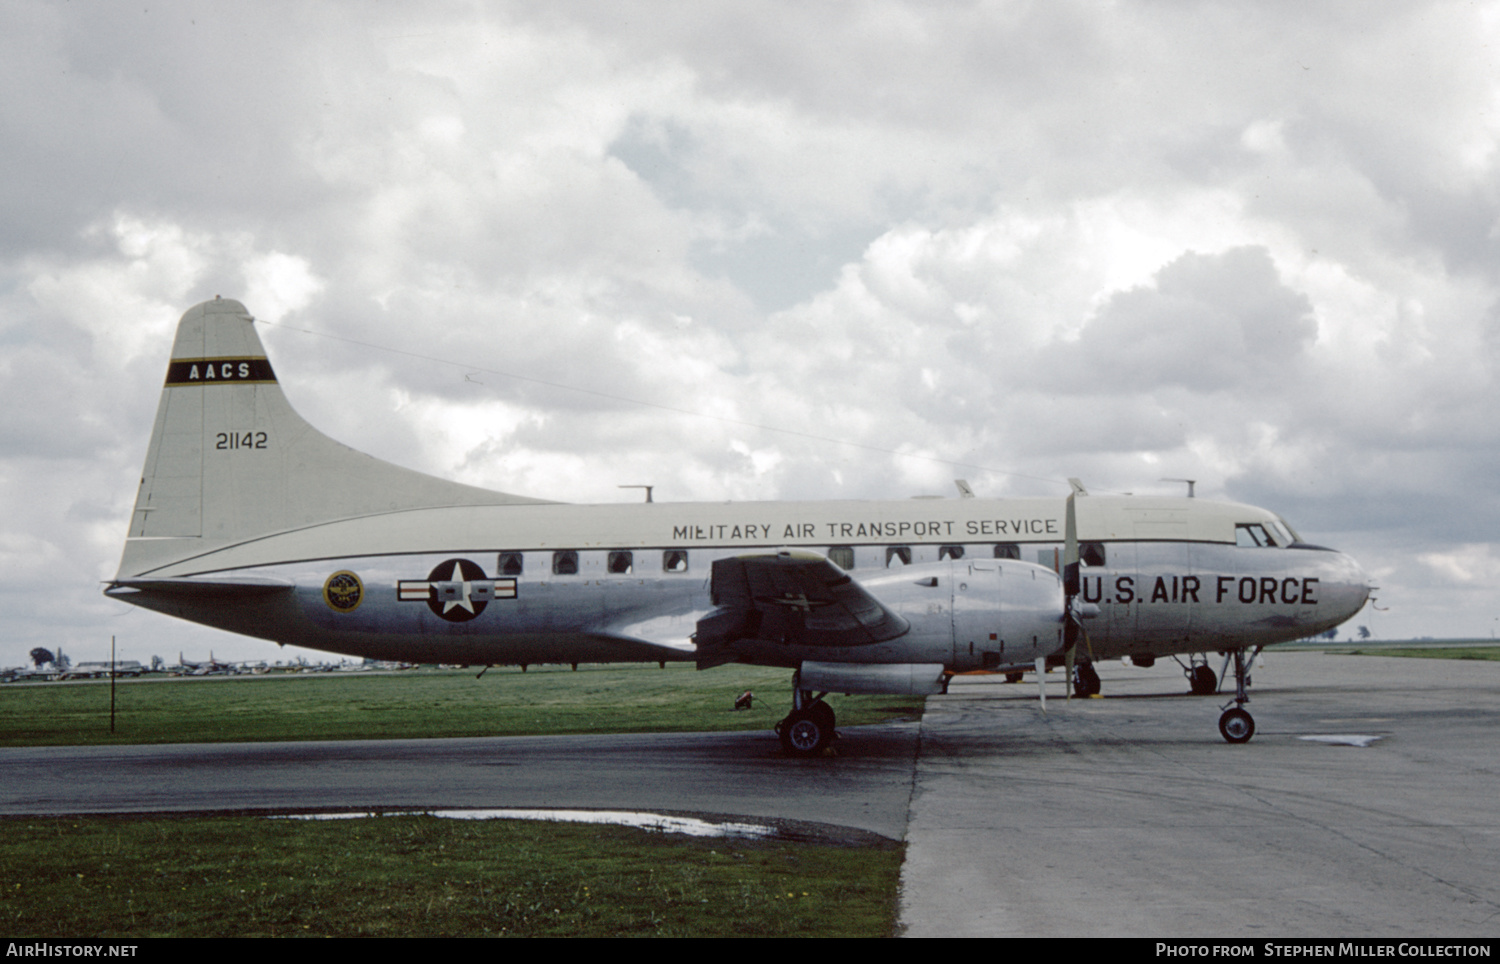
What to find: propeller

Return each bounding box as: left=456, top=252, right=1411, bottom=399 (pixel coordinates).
left=1062, top=487, right=1081, bottom=699
left=1039, top=483, right=1084, bottom=710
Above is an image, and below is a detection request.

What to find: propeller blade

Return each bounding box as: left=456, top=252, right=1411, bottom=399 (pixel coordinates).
left=1063, top=490, right=1080, bottom=698
left=1063, top=490, right=1080, bottom=600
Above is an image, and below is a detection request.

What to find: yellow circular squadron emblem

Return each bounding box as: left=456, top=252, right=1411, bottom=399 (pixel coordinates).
left=323, top=571, right=364, bottom=613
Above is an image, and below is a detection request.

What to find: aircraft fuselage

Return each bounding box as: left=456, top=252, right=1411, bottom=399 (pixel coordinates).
left=106, top=299, right=1374, bottom=747
left=114, top=495, right=1369, bottom=671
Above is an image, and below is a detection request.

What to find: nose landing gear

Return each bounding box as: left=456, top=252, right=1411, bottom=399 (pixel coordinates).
left=1217, top=648, right=1255, bottom=743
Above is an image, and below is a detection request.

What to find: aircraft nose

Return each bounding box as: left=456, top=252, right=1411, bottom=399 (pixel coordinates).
left=1323, top=548, right=1373, bottom=622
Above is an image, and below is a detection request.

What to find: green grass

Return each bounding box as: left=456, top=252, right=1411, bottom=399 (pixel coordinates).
left=0, top=814, right=903, bottom=937
left=1338, top=647, right=1500, bottom=661
left=0, top=664, right=924, bottom=747
left=1282, top=637, right=1500, bottom=651
left=0, top=666, right=919, bottom=937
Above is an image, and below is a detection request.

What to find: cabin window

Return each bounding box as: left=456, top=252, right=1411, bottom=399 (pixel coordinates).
left=552, top=550, right=579, bottom=575
left=1081, top=542, right=1106, bottom=567
left=1236, top=523, right=1274, bottom=548
left=607, top=551, right=633, bottom=574
left=663, top=550, right=689, bottom=573
left=828, top=546, right=855, bottom=570
left=939, top=545, right=965, bottom=561
left=993, top=543, right=1020, bottom=560
left=886, top=546, right=912, bottom=567
left=497, top=552, right=524, bottom=576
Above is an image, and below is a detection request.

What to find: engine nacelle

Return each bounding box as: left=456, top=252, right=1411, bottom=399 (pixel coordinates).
left=853, top=558, right=1067, bottom=673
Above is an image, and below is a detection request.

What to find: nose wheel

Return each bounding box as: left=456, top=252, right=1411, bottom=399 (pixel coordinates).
left=1218, top=707, right=1255, bottom=743
left=1217, top=648, right=1255, bottom=743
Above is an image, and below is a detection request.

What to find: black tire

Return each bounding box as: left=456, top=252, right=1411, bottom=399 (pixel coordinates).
left=1074, top=662, right=1101, bottom=698
left=1189, top=665, right=1217, bottom=696
left=806, top=699, right=836, bottom=732
left=1005, top=671, right=1024, bottom=684
left=779, top=709, right=832, bottom=756
left=1218, top=707, right=1255, bottom=743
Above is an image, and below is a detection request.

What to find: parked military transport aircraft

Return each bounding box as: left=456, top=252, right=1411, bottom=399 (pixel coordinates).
left=106, top=299, right=1371, bottom=753
left=174, top=651, right=230, bottom=675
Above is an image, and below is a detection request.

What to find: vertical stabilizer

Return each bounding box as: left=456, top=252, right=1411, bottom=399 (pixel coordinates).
left=119, top=298, right=546, bottom=577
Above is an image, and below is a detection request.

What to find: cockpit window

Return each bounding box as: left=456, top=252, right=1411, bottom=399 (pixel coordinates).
left=1269, top=518, right=1298, bottom=545
left=1235, top=523, right=1275, bottom=548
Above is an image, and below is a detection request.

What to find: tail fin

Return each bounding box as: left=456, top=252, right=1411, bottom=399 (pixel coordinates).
left=118, top=298, right=546, bottom=578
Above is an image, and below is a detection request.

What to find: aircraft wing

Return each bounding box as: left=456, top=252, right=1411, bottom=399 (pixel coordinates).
left=694, top=550, right=911, bottom=658
left=594, top=611, right=702, bottom=662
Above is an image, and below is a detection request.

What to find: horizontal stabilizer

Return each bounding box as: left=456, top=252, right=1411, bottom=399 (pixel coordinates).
left=106, top=575, right=295, bottom=597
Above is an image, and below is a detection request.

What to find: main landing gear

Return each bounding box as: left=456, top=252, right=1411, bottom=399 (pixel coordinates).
left=1174, top=654, right=1219, bottom=695
left=1072, top=660, right=1101, bottom=698
left=777, top=673, right=836, bottom=757
left=1217, top=648, right=1255, bottom=744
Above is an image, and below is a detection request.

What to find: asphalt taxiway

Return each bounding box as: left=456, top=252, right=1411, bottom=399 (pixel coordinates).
left=903, top=653, right=1500, bottom=937
left=0, top=726, right=922, bottom=839
left=2, top=652, right=1498, bottom=936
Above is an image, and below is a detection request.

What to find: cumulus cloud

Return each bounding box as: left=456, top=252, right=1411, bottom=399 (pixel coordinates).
left=1063, top=246, right=1317, bottom=393
left=3, top=0, right=1500, bottom=664
left=1419, top=544, right=1500, bottom=585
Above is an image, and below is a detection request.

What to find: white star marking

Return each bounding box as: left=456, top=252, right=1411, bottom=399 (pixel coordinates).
left=442, top=561, right=476, bottom=615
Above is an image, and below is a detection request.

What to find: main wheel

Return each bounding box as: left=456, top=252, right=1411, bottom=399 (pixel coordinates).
left=779, top=708, right=832, bottom=756
left=1073, top=662, right=1101, bottom=698
left=1218, top=707, right=1255, bottom=743
left=1189, top=665, right=1217, bottom=695
left=805, top=699, right=836, bottom=731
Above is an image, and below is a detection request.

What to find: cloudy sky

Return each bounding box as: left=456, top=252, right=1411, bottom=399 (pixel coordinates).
left=3, top=1, right=1498, bottom=668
